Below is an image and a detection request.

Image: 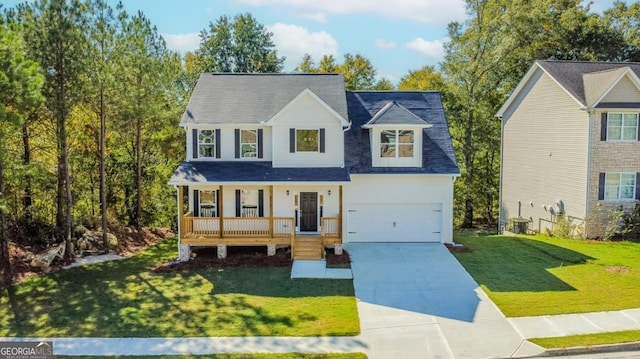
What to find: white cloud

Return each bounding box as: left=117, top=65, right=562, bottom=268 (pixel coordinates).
left=406, top=37, right=446, bottom=61
left=375, top=39, right=396, bottom=49
left=235, top=0, right=465, bottom=24
left=267, top=23, right=339, bottom=71
left=160, top=32, right=201, bottom=54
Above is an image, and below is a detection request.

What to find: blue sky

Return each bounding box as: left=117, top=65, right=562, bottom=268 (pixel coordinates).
left=3, top=0, right=619, bottom=82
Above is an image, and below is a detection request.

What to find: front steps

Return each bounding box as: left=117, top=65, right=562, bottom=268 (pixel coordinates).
left=293, top=236, right=323, bottom=260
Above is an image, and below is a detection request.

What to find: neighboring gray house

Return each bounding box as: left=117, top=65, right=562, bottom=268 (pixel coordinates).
left=168, top=73, right=459, bottom=261
left=497, top=60, right=640, bottom=237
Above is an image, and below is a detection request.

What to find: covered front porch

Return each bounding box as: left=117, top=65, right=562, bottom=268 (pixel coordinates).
left=174, top=184, right=344, bottom=261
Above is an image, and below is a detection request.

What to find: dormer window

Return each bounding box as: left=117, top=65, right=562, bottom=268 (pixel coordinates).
left=381, top=130, right=414, bottom=158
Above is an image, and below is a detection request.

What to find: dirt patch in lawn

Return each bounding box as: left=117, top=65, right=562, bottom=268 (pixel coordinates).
left=606, top=265, right=629, bottom=274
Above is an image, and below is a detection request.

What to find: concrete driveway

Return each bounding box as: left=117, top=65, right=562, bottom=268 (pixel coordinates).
left=345, top=243, right=544, bottom=359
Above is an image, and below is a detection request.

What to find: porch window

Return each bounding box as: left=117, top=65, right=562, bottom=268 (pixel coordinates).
left=380, top=130, right=414, bottom=158
left=241, top=130, right=257, bottom=158
left=241, top=190, right=259, bottom=217
left=604, top=172, right=636, bottom=200
left=198, top=130, right=216, bottom=158
left=199, top=190, right=217, bottom=217
left=607, top=113, right=638, bottom=141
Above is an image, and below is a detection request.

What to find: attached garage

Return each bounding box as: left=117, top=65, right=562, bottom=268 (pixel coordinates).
left=347, top=203, right=443, bottom=243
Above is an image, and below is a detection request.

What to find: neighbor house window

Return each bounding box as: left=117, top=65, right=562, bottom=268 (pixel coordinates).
left=380, top=130, right=414, bottom=158
left=241, top=190, right=259, bottom=217
left=605, top=172, right=636, bottom=200
left=607, top=113, right=638, bottom=141
left=241, top=130, right=257, bottom=158
left=296, top=129, right=319, bottom=152
left=199, top=190, right=217, bottom=217
left=198, top=130, right=216, bottom=158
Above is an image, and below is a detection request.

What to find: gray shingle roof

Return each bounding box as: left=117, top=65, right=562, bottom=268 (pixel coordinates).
left=168, top=161, right=350, bottom=184
left=181, top=73, right=348, bottom=124
left=537, top=60, right=640, bottom=106
left=345, top=91, right=459, bottom=175
left=364, top=101, right=430, bottom=126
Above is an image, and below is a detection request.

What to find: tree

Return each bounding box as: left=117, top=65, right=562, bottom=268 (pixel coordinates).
left=19, top=0, right=88, bottom=259
left=197, top=13, right=284, bottom=73
left=293, top=53, right=382, bottom=90
left=398, top=66, right=445, bottom=91
left=85, top=0, right=121, bottom=247
left=604, top=1, right=640, bottom=61
left=0, top=22, right=43, bottom=285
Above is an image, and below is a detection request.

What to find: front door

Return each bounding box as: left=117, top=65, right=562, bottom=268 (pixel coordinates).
left=300, top=192, right=318, bottom=232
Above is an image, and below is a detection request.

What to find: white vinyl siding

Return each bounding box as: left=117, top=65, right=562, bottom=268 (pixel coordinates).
left=500, top=69, right=589, bottom=232
left=601, top=76, right=640, bottom=103
left=272, top=92, right=343, bottom=167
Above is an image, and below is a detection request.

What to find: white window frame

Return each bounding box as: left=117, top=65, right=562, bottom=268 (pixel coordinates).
left=240, top=129, right=258, bottom=158
left=607, top=113, right=639, bottom=142
left=296, top=129, right=319, bottom=152
left=604, top=172, right=636, bottom=201
left=380, top=129, right=415, bottom=159
left=198, top=130, right=216, bottom=158
left=199, top=190, right=217, bottom=217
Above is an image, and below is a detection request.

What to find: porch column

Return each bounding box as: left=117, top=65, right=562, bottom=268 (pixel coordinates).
left=177, top=185, right=190, bottom=261
left=339, top=185, right=343, bottom=239
left=219, top=185, right=224, bottom=237
left=269, top=185, right=274, bottom=237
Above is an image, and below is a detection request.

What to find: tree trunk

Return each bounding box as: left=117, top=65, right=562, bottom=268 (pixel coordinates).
left=99, top=85, right=108, bottom=248
left=22, top=119, right=32, bottom=223
left=135, top=115, right=142, bottom=229
left=0, top=150, right=11, bottom=286
left=462, top=106, right=475, bottom=228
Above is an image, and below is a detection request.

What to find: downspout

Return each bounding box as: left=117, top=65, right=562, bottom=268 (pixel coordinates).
left=497, top=114, right=505, bottom=234
left=584, top=108, right=594, bottom=238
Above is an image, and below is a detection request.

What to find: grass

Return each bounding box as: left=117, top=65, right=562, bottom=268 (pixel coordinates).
left=56, top=354, right=367, bottom=359
left=529, top=330, right=640, bottom=348
left=0, top=238, right=359, bottom=337
left=452, top=233, right=640, bottom=317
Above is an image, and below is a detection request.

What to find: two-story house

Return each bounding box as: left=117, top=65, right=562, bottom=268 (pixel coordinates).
left=498, top=60, right=640, bottom=237
left=168, top=73, right=459, bottom=261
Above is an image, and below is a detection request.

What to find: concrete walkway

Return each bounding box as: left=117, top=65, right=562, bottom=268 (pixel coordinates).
left=3, top=243, right=640, bottom=358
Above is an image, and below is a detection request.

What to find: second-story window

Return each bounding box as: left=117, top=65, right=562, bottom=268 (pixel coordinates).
left=296, top=129, right=319, bottom=152
left=607, top=113, right=638, bottom=141
left=380, top=130, right=414, bottom=158
left=241, top=130, right=257, bottom=158
left=198, top=130, right=216, bottom=158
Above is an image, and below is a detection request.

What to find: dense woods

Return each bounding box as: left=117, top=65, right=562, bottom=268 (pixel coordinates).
left=1, top=0, right=640, bottom=284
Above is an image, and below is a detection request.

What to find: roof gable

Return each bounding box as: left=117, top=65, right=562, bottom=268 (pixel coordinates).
left=264, top=88, right=349, bottom=126
left=498, top=61, right=640, bottom=117
left=362, top=101, right=432, bottom=128
left=181, top=73, right=348, bottom=125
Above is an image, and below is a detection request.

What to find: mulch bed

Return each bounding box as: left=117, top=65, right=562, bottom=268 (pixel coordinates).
left=445, top=243, right=472, bottom=253
left=155, top=246, right=353, bottom=273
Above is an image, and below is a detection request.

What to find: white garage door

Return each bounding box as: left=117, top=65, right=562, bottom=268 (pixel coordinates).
left=347, top=203, right=442, bottom=243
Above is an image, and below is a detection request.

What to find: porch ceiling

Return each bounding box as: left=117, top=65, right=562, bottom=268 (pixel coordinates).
left=168, top=161, right=351, bottom=185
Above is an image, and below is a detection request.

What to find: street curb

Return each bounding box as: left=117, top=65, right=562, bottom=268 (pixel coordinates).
left=539, top=341, right=640, bottom=356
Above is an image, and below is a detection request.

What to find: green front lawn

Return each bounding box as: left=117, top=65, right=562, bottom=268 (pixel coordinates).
left=0, top=239, right=359, bottom=337
left=453, top=234, right=640, bottom=317
left=529, top=330, right=640, bottom=348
